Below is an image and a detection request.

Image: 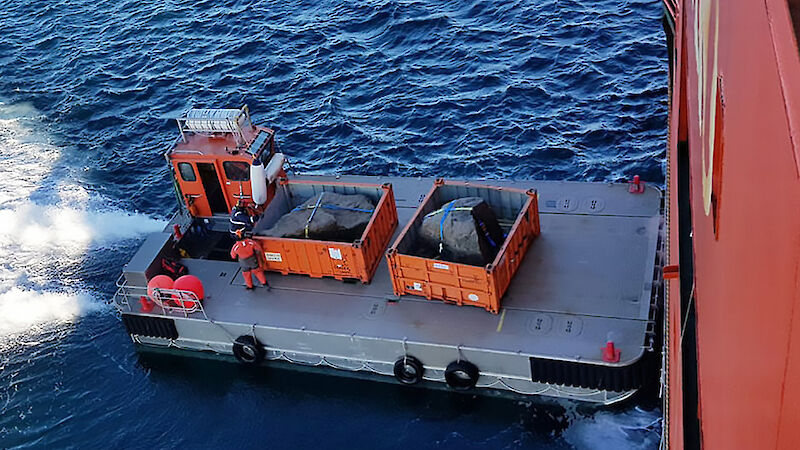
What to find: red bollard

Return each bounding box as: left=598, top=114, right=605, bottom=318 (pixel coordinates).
left=602, top=341, right=621, bottom=363
left=628, top=175, right=645, bottom=194
left=139, top=296, right=154, bottom=313
left=173, top=224, right=183, bottom=240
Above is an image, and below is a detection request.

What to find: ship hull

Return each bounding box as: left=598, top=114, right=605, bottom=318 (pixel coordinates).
left=663, top=0, right=800, bottom=447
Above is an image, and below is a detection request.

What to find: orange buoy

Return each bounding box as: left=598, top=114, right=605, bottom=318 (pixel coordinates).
left=173, top=275, right=204, bottom=309
left=147, top=275, right=174, bottom=303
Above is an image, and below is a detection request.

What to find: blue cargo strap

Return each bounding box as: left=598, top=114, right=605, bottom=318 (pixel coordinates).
left=424, top=206, right=472, bottom=219
left=437, top=201, right=457, bottom=254
left=477, top=219, right=498, bottom=248
left=292, top=204, right=374, bottom=214
left=320, top=204, right=374, bottom=213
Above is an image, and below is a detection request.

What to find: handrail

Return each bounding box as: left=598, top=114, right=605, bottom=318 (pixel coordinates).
left=113, top=273, right=132, bottom=312
left=113, top=275, right=209, bottom=321
left=171, top=149, right=204, bottom=155
left=151, top=287, right=202, bottom=315
left=662, top=0, right=678, bottom=20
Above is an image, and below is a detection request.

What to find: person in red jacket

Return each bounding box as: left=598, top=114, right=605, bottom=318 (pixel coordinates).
left=230, top=230, right=270, bottom=290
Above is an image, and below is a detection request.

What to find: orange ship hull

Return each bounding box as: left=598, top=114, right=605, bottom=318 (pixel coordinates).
left=663, top=0, right=800, bottom=448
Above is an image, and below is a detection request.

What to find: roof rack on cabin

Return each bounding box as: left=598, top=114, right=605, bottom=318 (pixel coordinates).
left=176, top=105, right=253, bottom=147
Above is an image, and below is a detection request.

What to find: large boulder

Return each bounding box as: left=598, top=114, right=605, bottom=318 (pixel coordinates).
left=416, top=197, right=505, bottom=266
left=260, top=192, right=375, bottom=242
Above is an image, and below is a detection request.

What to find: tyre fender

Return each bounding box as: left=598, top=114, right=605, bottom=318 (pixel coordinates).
left=393, top=355, right=425, bottom=385
left=233, top=335, right=265, bottom=365
left=444, top=360, right=480, bottom=390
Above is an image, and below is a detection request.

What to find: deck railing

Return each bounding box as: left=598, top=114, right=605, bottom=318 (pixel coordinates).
left=113, top=273, right=208, bottom=320
left=662, top=0, right=678, bottom=21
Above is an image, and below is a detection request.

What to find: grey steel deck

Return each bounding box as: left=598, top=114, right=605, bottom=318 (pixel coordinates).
left=117, top=175, right=662, bottom=403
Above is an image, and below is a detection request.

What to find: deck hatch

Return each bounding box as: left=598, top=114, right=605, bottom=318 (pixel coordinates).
left=529, top=356, right=649, bottom=392
left=122, top=314, right=179, bottom=340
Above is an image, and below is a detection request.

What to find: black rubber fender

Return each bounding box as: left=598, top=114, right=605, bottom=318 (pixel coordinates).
left=232, top=335, right=265, bottom=365
left=393, top=355, right=425, bottom=385
left=444, top=360, right=480, bottom=390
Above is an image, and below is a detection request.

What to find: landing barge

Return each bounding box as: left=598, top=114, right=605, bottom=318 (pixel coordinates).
left=113, top=107, right=663, bottom=404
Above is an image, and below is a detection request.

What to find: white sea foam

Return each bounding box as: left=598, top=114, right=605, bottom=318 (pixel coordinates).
left=0, top=287, right=102, bottom=336
left=0, top=101, right=165, bottom=339
left=0, top=204, right=165, bottom=250
left=561, top=404, right=662, bottom=449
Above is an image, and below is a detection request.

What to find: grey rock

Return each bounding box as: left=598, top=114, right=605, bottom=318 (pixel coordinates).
left=416, top=197, right=505, bottom=266
left=261, top=192, right=375, bottom=242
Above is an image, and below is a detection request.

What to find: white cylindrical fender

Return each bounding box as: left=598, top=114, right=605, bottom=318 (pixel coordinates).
left=265, top=153, right=286, bottom=184
left=250, top=159, right=268, bottom=205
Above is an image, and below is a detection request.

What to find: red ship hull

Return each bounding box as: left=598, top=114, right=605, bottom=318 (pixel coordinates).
left=663, top=0, right=800, bottom=448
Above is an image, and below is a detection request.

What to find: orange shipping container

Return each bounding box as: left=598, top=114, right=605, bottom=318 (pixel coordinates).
left=386, top=179, right=540, bottom=314
left=253, top=180, right=398, bottom=283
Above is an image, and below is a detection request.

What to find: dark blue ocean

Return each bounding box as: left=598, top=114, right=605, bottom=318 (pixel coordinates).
left=0, top=0, right=666, bottom=448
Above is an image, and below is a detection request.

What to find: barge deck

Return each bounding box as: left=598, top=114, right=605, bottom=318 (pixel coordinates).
left=115, top=174, right=662, bottom=404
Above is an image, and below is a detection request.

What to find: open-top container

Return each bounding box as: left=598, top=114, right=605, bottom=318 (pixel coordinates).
left=386, top=179, right=540, bottom=313
left=253, top=179, right=398, bottom=283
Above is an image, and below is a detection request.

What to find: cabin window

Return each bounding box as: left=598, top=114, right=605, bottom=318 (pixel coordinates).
left=223, top=161, right=250, bottom=181
left=259, top=134, right=275, bottom=164
left=178, top=162, right=196, bottom=182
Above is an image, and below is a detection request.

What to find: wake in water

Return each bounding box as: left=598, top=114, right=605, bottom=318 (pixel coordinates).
left=0, top=102, right=165, bottom=340
left=561, top=403, right=662, bottom=449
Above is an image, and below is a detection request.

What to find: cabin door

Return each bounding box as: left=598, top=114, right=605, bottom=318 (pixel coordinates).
left=196, top=163, right=229, bottom=214
left=175, top=161, right=212, bottom=217
left=220, top=160, right=253, bottom=208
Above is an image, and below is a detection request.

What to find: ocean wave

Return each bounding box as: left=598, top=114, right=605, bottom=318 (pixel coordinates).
left=0, top=101, right=165, bottom=341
